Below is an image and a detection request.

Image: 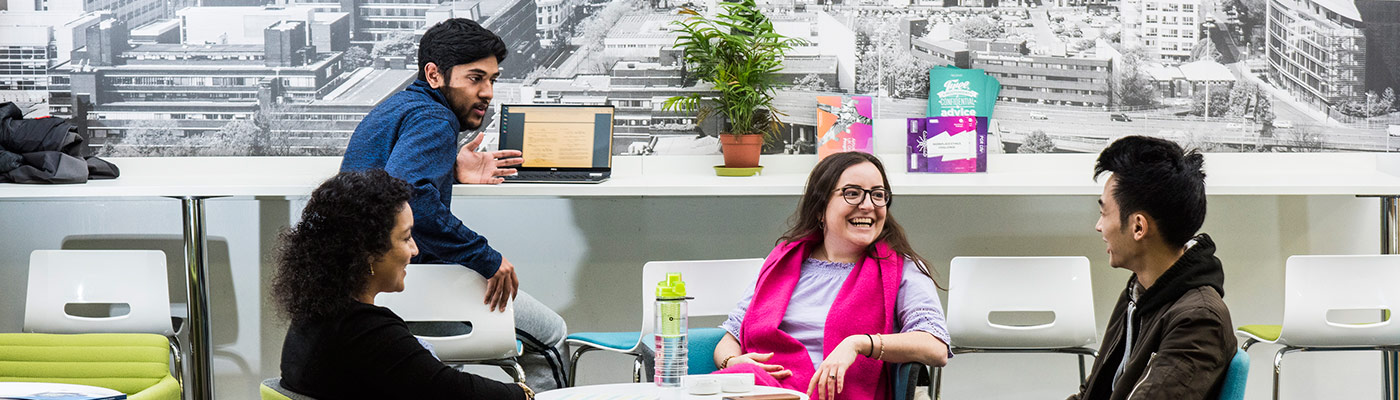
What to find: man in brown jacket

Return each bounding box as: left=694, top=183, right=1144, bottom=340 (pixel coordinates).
left=1068, top=136, right=1236, bottom=400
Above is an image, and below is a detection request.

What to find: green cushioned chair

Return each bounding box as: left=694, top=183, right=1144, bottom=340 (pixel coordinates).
left=1235, top=255, right=1400, bottom=400
left=0, top=333, right=181, bottom=400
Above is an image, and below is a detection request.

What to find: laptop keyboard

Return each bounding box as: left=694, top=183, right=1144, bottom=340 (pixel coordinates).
left=503, top=171, right=607, bottom=182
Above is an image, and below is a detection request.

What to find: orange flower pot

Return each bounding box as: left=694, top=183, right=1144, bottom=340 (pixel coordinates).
left=720, top=133, right=763, bottom=168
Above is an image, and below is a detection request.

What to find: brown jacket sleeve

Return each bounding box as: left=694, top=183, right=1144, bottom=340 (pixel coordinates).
left=1122, top=306, right=1233, bottom=400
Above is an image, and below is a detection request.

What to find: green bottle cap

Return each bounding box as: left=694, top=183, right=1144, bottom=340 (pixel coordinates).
left=656, top=272, right=686, bottom=298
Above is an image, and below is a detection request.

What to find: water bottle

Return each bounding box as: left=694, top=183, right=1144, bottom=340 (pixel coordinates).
left=654, top=272, right=690, bottom=388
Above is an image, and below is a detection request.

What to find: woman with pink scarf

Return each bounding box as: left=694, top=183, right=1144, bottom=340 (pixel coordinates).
left=712, top=152, right=951, bottom=400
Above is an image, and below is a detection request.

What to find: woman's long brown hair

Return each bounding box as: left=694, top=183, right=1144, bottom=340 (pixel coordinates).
left=777, top=152, right=943, bottom=289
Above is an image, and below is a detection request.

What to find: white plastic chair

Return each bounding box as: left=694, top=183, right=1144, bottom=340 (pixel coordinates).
left=934, top=256, right=1098, bottom=397
left=1235, top=255, right=1400, bottom=400
left=374, top=264, right=524, bottom=382
left=23, top=249, right=183, bottom=386
left=565, top=258, right=763, bottom=385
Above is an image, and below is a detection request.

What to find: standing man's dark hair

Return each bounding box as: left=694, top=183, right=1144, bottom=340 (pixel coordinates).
left=1093, top=136, right=1207, bottom=248
left=1071, top=135, right=1235, bottom=400
left=417, top=18, right=508, bottom=82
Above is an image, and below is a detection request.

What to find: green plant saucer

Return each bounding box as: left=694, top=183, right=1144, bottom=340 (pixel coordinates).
left=714, top=165, right=763, bottom=177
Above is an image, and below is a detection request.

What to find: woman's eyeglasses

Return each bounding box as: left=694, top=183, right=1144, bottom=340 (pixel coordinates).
left=835, top=186, right=890, bottom=207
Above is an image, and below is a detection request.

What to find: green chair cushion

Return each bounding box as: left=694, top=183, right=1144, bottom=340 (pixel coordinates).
left=261, top=383, right=294, bottom=400
left=0, top=333, right=176, bottom=397
left=128, top=375, right=181, bottom=400
left=1237, top=324, right=1282, bottom=342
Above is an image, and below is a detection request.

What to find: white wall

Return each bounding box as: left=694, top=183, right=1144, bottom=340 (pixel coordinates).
left=0, top=191, right=1386, bottom=399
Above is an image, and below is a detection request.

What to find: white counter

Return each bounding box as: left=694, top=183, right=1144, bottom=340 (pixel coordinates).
left=0, top=152, right=1397, bottom=199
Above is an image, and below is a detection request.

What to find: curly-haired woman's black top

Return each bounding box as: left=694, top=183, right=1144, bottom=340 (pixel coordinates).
left=280, top=300, right=524, bottom=399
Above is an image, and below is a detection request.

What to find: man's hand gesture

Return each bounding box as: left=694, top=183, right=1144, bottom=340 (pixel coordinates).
left=455, top=133, right=524, bottom=184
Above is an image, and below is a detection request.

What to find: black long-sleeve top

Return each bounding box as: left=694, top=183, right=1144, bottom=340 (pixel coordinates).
left=280, top=300, right=525, bottom=399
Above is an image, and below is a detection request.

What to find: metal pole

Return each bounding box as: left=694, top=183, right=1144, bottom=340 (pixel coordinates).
left=1382, top=196, right=1399, bottom=400
left=181, top=197, right=214, bottom=400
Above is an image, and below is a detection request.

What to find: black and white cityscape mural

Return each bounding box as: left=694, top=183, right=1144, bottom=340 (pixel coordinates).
left=2, top=0, right=1397, bottom=155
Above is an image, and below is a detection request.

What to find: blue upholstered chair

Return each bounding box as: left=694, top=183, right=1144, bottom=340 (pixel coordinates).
left=566, top=259, right=763, bottom=385
left=1219, top=348, right=1250, bottom=400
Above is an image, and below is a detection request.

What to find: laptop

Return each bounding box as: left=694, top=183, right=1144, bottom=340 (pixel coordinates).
left=498, top=104, right=615, bottom=183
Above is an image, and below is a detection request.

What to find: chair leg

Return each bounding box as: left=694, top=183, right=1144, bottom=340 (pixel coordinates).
left=633, top=355, right=645, bottom=383
left=506, top=360, right=527, bottom=384
left=1385, top=350, right=1396, bottom=400
left=1242, top=338, right=1259, bottom=351
left=931, top=366, right=943, bottom=400
left=1273, top=347, right=1299, bottom=400
left=567, top=346, right=595, bottom=387
left=1078, top=354, right=1088, bottom=384
left=167, top=336, right=184, bottom=399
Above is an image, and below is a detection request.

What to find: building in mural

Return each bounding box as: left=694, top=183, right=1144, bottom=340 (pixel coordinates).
left=40, top=14, right=413, bottom=154
left=1265, top=0, right=1400, bottom=120
left=420, top=0, right=541, bottom=78
left=4, top=0, right=1396, bottom=155
left=12, top=0, right=167, bottom=28
left=909, top=38, right=1111, bottom=107
left=535, top=0, right=580, bottom=47
left=0, top=10, right=107, bottom=104
left=1, top=26, right=55, bottom=103
left=968, top=39, right=1112, bottom=107
left=1134, top=0, right=1203, bottom=63
left=1265, top=0, right=1366, bottom=112
left=129, top=19, right=181, bottom=44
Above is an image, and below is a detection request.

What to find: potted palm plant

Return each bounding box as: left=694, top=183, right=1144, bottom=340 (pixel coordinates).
left=663, top=0, right=805, bottom=174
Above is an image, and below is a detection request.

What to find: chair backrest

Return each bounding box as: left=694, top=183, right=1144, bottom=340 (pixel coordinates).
left=24, top=250, right=172, bottom=335
left=0, top=332, right=172, bottom=394
left=1279, top=255, right=1400, bottom=346
left=374, top=264, right=517, bottom=360
left=1217, top=348, right=1249, bottom=400
left=947, top=256, right=1097, bottom=349
left=638, top=258, right=764, bottom=341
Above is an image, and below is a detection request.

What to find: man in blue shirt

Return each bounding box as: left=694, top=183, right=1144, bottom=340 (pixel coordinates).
left=340, top=18, right=568, bottom=389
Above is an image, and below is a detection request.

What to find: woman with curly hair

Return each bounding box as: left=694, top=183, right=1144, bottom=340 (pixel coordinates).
left=272, top=169, right=531, bottom=399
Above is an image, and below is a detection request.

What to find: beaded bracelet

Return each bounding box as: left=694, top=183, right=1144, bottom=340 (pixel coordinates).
left=875, top=333, right=886, bottom=360
left=721, top=355, right=739, bottom=369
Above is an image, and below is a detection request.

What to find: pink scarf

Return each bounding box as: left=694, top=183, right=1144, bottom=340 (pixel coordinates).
left=734, top=235, right=903, bottom=400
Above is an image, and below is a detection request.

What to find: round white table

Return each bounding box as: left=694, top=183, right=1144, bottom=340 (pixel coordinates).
left=536, top=383, right=808, bottom=400
left=0, top=382, right=126, bottom=399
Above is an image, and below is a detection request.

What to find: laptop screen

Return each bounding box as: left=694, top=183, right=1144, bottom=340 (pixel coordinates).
left=499, top=105, right=614, bottom=170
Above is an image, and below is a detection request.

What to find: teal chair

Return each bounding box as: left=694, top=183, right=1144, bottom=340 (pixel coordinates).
left=892, top=362, right=930, bottom=400
left=1219, top=348, right=1250, bottom=400
left=0, top=333, right=181, bottom=400
left=566, top=259, right=764, bottom=385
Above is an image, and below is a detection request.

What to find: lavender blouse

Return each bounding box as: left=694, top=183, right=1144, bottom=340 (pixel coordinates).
left=720, top=258, right=952, bottom=368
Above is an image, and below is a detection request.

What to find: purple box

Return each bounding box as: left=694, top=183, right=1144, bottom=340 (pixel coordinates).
left=907, top=116, right=988, bottom=173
